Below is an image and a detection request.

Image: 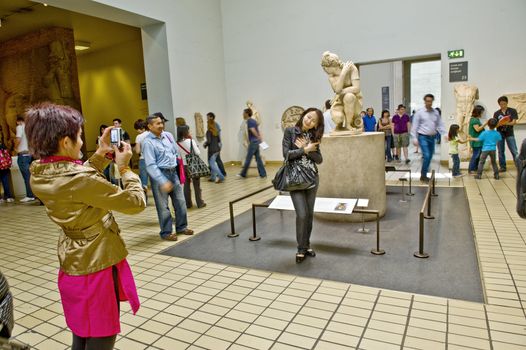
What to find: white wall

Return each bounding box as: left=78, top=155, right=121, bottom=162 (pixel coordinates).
left=360, top=61, right=403, bottom=117
left=41, top=0, right=526, bottom=162
left=221, top=0, right=526, bottom=161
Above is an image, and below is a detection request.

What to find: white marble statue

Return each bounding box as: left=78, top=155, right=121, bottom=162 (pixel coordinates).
left=454, top=84, right=479, bottom=136
left=246, top=100, right=261, bottom=125
left=321, top=51, right=363, bottom=132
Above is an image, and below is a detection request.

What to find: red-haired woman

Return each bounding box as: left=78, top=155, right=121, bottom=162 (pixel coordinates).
left=26, top=103, right=146, bottom=350
left=282, top=108, right=324, bottom=263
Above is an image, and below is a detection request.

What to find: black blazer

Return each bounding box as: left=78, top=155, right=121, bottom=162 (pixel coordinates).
left=282, top=127, right=322, bottom=164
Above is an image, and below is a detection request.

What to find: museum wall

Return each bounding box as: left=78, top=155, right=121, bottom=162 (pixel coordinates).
left=220, top=0, right=526, bottom=161
left=77, top=38, right=148, bottom=152
left=39, top=0, right=525, bottom=162
left=360, top=62, right=403, bottom=116
left=38, top=0, right=228, bottom=142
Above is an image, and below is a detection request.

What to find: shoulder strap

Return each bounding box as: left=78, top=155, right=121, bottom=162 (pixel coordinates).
left=177, top=141, right=190, bottom=154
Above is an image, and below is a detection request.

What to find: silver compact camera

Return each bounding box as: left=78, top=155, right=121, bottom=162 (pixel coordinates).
left=110, top=128, right=123, bottom=147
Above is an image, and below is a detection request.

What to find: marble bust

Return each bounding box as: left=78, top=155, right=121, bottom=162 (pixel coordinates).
left=321, top=51, right=363, bottom=132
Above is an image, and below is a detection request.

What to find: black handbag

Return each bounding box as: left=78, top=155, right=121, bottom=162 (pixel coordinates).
left=272, top=155, right=317, bottom=192
left=177, top=141, right=211, bottom=178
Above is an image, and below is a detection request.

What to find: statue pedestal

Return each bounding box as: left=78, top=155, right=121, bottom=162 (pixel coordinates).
left=316, top=132, right=386, bottom=222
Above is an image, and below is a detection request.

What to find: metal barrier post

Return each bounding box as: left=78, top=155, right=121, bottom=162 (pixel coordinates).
left=407, top=169, right=415, bottom=196
left=432, top=170, right=438, bottom=197
left=399, top=178, right=408, bottom=203
left=414, top=212, right=430, bottom=258
left=250, top=204, right=261, bottom=241
left=370, top=211, right=385, bottom=255
left=357, top=209, right=370, bottom=233
left=227, top=202, right=238, bottom=237
left=227, top=185, right=273, bottom=238
left=250, top=203, right=269, bottom=241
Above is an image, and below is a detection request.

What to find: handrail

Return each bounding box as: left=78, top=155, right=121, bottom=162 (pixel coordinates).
left=227, top=184, right=274, bottom=238
left=414, top=169, right=437, bottom=258
left=385, top=166, right=414, bottom=195
left=250, top=200, right=385, bottom=256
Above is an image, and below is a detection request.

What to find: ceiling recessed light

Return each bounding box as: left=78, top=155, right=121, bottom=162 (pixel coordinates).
left=74, top=41, right=91, bottom=51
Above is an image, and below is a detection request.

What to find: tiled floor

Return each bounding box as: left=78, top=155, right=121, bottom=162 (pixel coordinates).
left=1, top=150, right=526, bottom=349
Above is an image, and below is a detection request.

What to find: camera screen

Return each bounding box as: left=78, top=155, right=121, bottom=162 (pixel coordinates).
left=110, top=128, right=122, bottom=144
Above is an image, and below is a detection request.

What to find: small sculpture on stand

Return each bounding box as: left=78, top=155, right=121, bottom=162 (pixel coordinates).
left=246, top=100, right=261, bottom=125
left=194, top=112, right=205, bottom=141
left=321, top=51, right=363, bottom=134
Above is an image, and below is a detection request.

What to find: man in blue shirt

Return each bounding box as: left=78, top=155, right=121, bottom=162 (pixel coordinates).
left=143, top=113, right=193, bottom=241
left=362, top=108, right=377, bottom=132
left=411, top=94, right=447, bottom=183
left=238, top=108, right=267, bottom=178
left=474, top=118, right=502, bottom=180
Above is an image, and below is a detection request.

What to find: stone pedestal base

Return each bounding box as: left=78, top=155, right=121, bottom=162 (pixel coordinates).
left=316, top=132, right=386, bottom=222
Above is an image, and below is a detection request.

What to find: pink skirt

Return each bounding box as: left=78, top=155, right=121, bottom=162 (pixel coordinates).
left=58, top=259, right=140, bottom=337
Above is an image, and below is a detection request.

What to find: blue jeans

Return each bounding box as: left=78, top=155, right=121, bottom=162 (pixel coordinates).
left=469, top=147, right=482, bottom=172
left=240, top=141, right=267, bottom=177
left=138, top=159, right=149, bottom=188
left=418, top=134, right=436, bottom=179
left=0, top=169, right=12, bottom=199
left=477, top=150, right=499, bottom=178
left=208, top=152, right=225, bottom=181
left=385, top=135, right=393, bottom=161
left=150, top=168, right=188, bottom=237
left=17, top=155, right=34, bottom=197
left=451, top=154, right=460, bottom=176
left=497, top=135, right=518, bottom=170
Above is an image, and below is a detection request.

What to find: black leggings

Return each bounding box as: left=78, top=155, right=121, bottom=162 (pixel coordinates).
left=290, top=184, right=318, bottom=253
left=72, top=334, right=116, bottom=350
left=71, top=266, right=120, bottom=350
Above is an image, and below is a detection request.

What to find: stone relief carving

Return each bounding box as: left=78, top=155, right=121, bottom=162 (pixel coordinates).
left=194, top=112, right=205, bottom=140
left=321, top=51, right=363, bottom=133
left=504, top=93, right=526, bottom=124
left=43, top=40, right=76, bottom=108
left=281, top=106, right=305, bottom=131
left=454, top=83, right=479, bottom=136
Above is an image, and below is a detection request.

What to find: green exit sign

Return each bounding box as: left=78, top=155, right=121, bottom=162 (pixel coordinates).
left=448, top=49, right=464, bottom=59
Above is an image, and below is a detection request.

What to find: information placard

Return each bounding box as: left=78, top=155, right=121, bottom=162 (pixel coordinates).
left=449, top=61, right=468, bottom=82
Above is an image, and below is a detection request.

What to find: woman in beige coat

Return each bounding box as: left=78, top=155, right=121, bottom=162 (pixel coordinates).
left=27, top=103, right=146, bottom=350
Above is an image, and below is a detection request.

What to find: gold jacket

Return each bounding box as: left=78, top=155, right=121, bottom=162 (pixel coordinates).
left=30, top=153, right=146, bottom=276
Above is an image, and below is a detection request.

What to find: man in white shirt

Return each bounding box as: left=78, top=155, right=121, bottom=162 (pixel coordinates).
left=323, top=100, right=336, bottom=135
left=14, top=116, right=35, bottom=202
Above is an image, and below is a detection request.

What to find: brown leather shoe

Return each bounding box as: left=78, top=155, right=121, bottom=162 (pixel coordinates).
left=177, top=228, right=194, bottom=235
left=162, top=233, right=178, bottom=241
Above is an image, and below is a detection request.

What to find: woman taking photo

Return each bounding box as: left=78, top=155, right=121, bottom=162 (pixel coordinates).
left=204, top=119, right=225, bottom=183
left=26, top=103, right=146, bottom=350
left=282, top=108, right=324, bottom=263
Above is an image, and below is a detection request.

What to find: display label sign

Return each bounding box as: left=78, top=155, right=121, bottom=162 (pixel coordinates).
left=448, top=49, right=464, bottom=59
left=381, top=86, right=389, bottom=110
left=449, top=61, right=468, bottom=82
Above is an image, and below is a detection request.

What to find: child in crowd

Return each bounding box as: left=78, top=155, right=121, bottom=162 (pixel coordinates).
left=471, top=118, right=502, bottom=180
left=448, top=124, right=468, bottom=178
